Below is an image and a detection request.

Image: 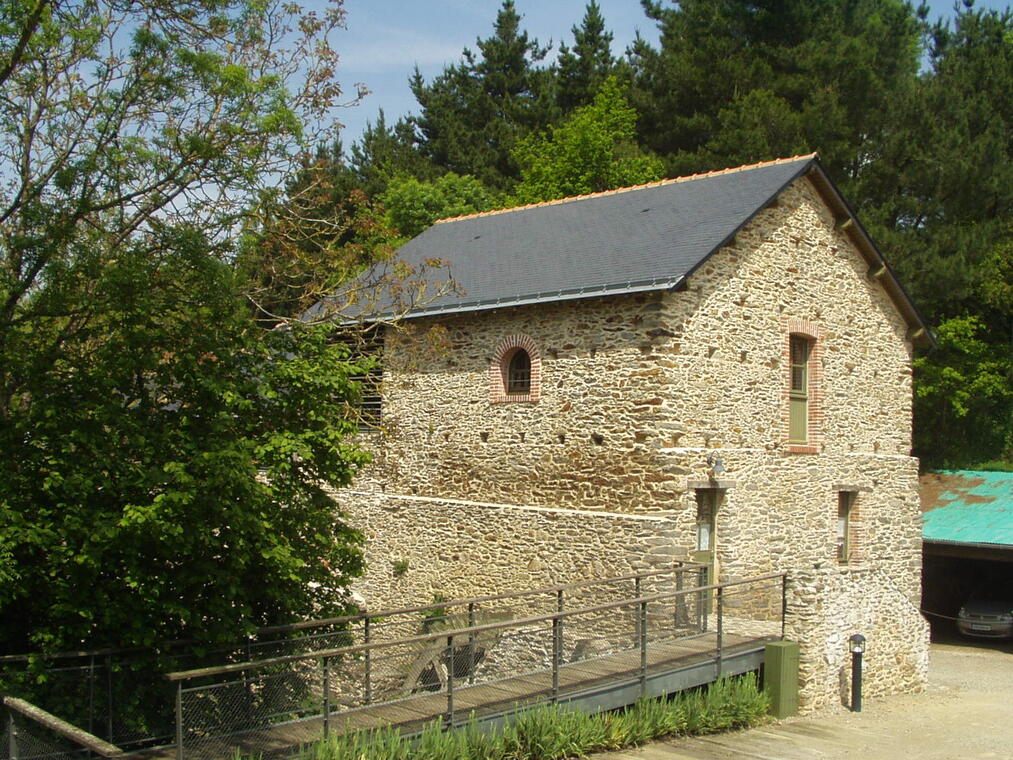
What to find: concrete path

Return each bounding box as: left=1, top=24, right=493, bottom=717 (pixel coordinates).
left=597, top=641, right=1013, bottom=760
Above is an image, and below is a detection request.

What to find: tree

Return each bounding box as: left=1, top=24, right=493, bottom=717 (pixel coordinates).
left=556, top=1, right=622, bottom=112
left=409, top=0, right=557, bottom=190
left=913, top=316, right=1012, bottom=469
left=0, top=230, right=369, bottom=652
left=349, top=110, right=440, bottom=198
left=512, top=77, right=664, bottom=204
left=381, top=173, right=499, bottom=238
left=0, top=0, right=375, bottom=653
left=629, top=0, right=922, bottom=182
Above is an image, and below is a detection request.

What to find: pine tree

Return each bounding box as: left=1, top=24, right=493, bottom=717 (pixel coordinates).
left=556, top=1, right=620, bottom=112
left=408, top=1, right=557, bottom=191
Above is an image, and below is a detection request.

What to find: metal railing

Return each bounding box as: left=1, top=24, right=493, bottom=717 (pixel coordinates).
left=166, top=570, right=786, bottom=760
left=1, top=696, right=123, bottom=760
left=0, top=564, right=705, bottom=756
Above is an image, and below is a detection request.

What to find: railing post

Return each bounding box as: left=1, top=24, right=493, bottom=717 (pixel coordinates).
left=639, top=599, right=648, bottom=697
left=634, top=576, right=642, bottom=644
left=322, top=656, right=331, bottom=741
left=364, top=617, right=372, bottom=705
left=444, top=635, right=455, bottom=729
left=468, top=602, right=477, bottom=685
left=675, top=570, right=685, bottom=629
left=716, top=586, right=724, bottom=678
left=697, top=567, right=707, bottom=632
left=781, top=574, right=788, bottom=639
left=8, top=711, right=18, bottom=760
left=175, top=681, right=183, bottom=760
left=106, top=654, right=113, bottom=743
left=551, top=616, right=561, bottom=703
left=87, top=655, right=96, bottom=736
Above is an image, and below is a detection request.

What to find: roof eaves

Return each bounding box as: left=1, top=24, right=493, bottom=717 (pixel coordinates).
left=388, top=276, right=687, bottom=321
left=803, top=162, right=935, bottom=347
left=923, top=538, right=1013, bottom=550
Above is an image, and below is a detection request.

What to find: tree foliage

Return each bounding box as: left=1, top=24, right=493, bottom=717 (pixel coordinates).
left=556, top=1, right=623, bottom=112
left=0, top=231, right=368, bottom=652
left=408, top=0, right=557, bottom=191
left=381, top=173, right=499, bottom=239
left=0, top=0, right=375, bottom=653
left=512, top=77, right=663, bottom=204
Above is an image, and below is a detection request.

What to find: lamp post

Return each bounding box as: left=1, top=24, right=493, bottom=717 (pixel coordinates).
left=849, top=633, right=866, bottom=712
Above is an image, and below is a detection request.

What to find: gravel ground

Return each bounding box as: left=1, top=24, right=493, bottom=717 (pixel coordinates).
left=598, top=640, right=1013, bottom=760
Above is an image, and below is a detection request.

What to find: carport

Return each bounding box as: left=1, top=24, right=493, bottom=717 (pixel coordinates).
left=920, top=470, right=1013, bottom=635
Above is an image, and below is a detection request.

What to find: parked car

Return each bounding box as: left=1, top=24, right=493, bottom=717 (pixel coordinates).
left=957, top=598, right=1013, bottom=639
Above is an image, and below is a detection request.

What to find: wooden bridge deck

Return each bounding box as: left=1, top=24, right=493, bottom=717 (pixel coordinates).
left=136, top=631, right=776, bottom=760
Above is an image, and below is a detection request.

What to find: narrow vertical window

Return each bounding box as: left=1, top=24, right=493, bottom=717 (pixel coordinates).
left=837, top=491, right=854, bottom=564
left=789, top=335, right=810, bottom=443
left=507, top=349, right=531, bottom=394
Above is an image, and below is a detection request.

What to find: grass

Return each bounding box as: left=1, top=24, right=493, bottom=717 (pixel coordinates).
left=298, top=673, right=770, bottom=760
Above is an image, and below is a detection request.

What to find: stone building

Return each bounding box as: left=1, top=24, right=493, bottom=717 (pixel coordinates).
left=333, top=154, right=932, bottom=711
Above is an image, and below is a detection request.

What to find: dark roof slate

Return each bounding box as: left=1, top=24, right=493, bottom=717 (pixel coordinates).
left=386, top=155, right=815, bottom=317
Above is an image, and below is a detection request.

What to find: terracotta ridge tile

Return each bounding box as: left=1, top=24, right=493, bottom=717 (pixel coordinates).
left=433, top=153, right=819, bottom=225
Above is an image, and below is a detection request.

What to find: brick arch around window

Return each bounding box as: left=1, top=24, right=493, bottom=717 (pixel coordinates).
left=490, top=334, right=541, bottom=403
left=782, top=318, right=823, bottom=454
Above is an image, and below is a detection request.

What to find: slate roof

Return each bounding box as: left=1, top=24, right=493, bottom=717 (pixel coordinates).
left=385, top=154, right=816, bottom=318
left=921, top=471, right=1013, bottom=548
left=307, top=154, right=930, bottom=342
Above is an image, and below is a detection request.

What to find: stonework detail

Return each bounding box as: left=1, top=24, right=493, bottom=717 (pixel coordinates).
left=338, top=175, right=927, bottom=712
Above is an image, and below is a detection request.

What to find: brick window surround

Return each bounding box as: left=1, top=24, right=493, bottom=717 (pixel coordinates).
left=490, top=334, right=542, bottom=403
left=833, top=487, right=865, bottom=565
left=782, top=318, right=823, bottom=453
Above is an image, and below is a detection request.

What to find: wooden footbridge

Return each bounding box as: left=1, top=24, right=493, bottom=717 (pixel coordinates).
left=2, top=567, right=787, bottom=760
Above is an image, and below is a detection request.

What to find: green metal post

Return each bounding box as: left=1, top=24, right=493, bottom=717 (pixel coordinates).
left=764, top=641, right=799, bottom=718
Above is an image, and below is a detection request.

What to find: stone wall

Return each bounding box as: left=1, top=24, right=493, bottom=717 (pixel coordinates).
left=786, top=567, right=930, bottom=711
left=335, top=487, right=680, bottom=613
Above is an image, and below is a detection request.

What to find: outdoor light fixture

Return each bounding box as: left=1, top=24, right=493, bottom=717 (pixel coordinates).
left=849, top=633, right=866, bottom=654
left=706, top=453, right=725, bottom=477
left=849, top=633, right=866, bottom=712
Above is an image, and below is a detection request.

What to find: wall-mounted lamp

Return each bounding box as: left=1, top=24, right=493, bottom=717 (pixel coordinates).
left=849, top=633, right=866, bottom=712
left=706, top=453, right=725, bottom=478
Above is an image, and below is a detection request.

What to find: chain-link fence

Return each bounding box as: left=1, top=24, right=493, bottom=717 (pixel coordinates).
left=170, top=568, right=786, bottom=760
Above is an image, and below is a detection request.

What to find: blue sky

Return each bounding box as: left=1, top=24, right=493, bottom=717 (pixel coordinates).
left=329, top=0, right=1011, bottom=147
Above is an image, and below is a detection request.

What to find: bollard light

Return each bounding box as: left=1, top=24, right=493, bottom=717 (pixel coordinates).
left=849, top=633, right=865, bottom=712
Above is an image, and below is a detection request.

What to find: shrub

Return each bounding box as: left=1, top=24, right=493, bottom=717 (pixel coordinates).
left=300, top=673, right=769, bottom=760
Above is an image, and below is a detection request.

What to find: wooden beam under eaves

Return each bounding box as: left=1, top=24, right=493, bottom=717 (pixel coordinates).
left=867, top=263, right=887, bottom=280
left=835, top=216, right=854, bottom=232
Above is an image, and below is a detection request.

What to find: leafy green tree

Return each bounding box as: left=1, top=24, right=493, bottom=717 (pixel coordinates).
left=556, top=1, right=622, bottom=112
left=913, top=316, right=1013, bottom=469
left=381, top=173, right=499, bottom=238
left=409, top=0, right=557, bottom=190
left=0, top=230, right=369, bottom=652
left=0, top=0, right=374, bottom=653
left=512, top=77, right=664, bottom=204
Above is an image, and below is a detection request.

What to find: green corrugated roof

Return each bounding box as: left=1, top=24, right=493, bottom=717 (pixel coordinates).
left=921, top=470, right=1013, bottom=547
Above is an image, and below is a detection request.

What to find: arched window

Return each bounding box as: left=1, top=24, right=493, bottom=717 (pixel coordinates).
left=507, top=349, right=531, bottom=394
left=490, top=334, right=541, bottom=403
